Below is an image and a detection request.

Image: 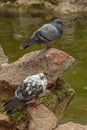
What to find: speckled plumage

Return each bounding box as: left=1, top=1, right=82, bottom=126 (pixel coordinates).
left=15, top=73, right=47, bottom=101
left=4, top=73, right=47, bottom=115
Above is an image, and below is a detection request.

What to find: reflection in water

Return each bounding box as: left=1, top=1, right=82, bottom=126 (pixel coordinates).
left=0, top=9, right=87, bottom=124
left=0, top=10, right=46, bottom=62
left=57, top=15, right=87, bottom=125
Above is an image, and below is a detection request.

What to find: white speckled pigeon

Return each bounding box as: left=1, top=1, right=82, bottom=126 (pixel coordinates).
left=20, top=19, right=63, bottom=49
left=4, top=73, right=47, bottom=115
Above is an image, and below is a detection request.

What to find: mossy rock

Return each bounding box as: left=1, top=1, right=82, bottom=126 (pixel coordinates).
left=40, top=78, right=75, bottom=118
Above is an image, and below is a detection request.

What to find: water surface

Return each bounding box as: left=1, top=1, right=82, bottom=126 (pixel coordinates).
left=0, top=9, right=87, bottom=124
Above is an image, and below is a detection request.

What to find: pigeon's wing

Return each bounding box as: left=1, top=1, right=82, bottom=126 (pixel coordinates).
left=15, top=73, right=47, bottom=102
left=15, top=81, right=43, bottom=102
left=31, top=24, right=59, bottom=43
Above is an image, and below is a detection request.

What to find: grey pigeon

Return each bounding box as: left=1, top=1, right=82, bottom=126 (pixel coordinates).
left=20, top=19, right=63, bottom=49
left=4, top=73, right=47, bottom=115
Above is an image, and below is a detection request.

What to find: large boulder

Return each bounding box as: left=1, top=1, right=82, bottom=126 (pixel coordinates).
left=0, top=47, right=75, bottom=130
left=0, top=48, right=75, bottom=99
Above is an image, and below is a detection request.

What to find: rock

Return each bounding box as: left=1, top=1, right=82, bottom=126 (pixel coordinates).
left=53, top=78, right=75, bottom=119
left=55, top=122, right=87, bottom=130
left=0, top=113, right=15, bottom=130
left=40, top=89, right=58, bottom=111
left=16, top=0, right=87, bottom=13
left=0, top=47, right=75, bottom=130
left=75, top=0, right=87, bottom=12
left=40, top=78, right=75, bottom=117
left=17, top=0, right=41, bottom=5
left=55, top=2, right=78, bottom=14
left=0, top=45, right=8, bottom=65
left=1, top=0, right=87, bottom=13
left=0, top=113, right=10, bottom=123
left=0, top=48, right=75, bottom=98
left=16, top=122, right=28, bottom=130
left=27, top=104, right=58, bottom=130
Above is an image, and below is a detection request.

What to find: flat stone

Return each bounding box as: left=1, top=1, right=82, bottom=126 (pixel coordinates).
left=27, top=104, right=58, bottom=130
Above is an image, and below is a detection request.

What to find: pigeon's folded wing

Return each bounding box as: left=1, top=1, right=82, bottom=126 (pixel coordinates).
left=32, top=24, right=59, bottom=43
left=15, top=82, right=43, bottom=102
left=15, top=73, right=47, bottom=102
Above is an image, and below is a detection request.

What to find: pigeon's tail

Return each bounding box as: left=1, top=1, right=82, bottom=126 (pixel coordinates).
left=20, top=38, right=36, bottom=49
left=4, top=96, right=22, bottom=115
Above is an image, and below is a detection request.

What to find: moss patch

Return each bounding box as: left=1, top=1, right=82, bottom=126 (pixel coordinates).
left=40, top=78, right=75, bottom=116
left=11, top=106, right=27, bottom=125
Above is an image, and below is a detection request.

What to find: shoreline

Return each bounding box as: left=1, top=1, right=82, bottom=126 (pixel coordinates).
left=0, top=0, right=87, bottom=15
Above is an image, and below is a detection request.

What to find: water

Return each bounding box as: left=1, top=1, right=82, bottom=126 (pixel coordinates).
left=0, top=9, right=47, bottom=62
left=0, top=9, right=87, bottom=124
left=58, top=15, right=87, bottom=125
